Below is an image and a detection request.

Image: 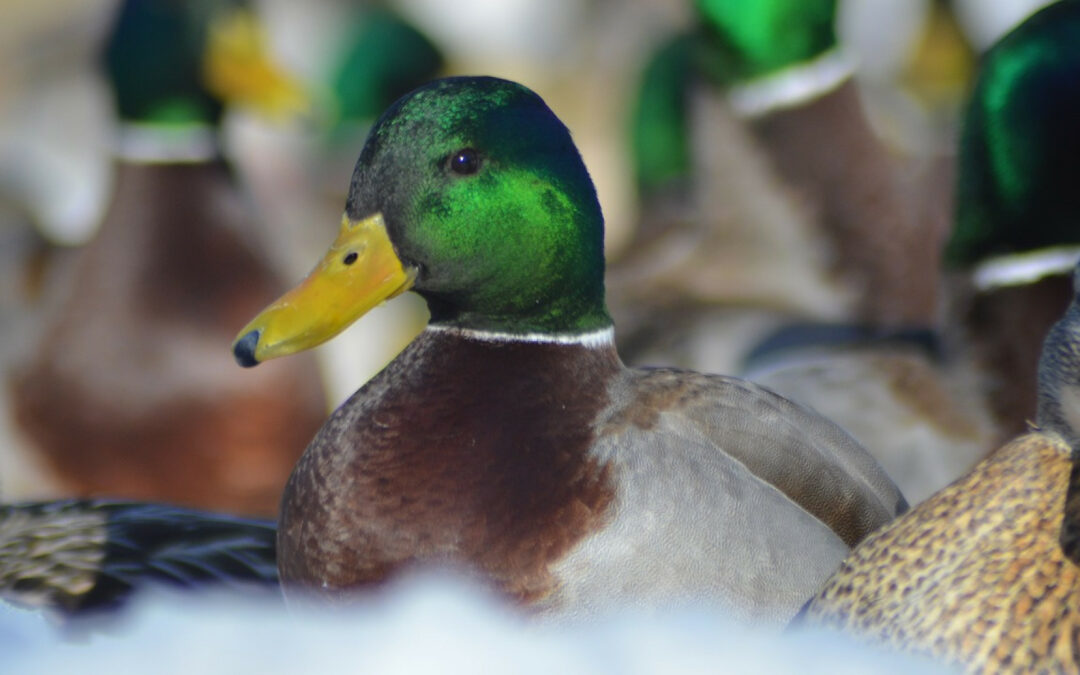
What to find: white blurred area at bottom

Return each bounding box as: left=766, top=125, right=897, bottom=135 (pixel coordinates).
left=2, top=570, right=950, bottom=675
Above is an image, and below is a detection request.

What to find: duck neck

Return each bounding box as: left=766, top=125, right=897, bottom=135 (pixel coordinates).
left=388, top=326, right=625, bottom=436
left=726, top=48, right=854, bottom=119
left=91, top=150, right=275, bottom=328
left=423, top=291, right=613, bottom=338
left=424, top=323, right=617, bottom=349
left=114, top=122, right=222, bottom=165
left=373, top=324, right=624, bottom=506
left=750, top=78, right=943, bottom=326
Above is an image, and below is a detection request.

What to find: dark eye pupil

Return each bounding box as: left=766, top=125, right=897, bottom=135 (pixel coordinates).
left=343, top=252, right=358, bottom=265
left=450, top=149, right=479, bottom=175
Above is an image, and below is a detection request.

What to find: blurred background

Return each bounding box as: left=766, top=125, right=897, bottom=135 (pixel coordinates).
left=0, top=0, right=1055, bottom=254
left=0, top=0, right=1058, bottom=509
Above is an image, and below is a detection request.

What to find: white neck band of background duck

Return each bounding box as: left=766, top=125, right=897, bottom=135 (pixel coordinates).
left=972, top=245, right=1080, bottom=292
left=426, top=324, right=615, bottom=348
left=727, top=48, right=855, bottom=119
left=114, top=123, right=219, bottom=164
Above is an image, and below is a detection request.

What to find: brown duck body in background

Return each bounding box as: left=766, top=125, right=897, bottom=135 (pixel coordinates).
left=613, top=0, right=953, bottom=376
left=11, top=160, right=326, bottom=515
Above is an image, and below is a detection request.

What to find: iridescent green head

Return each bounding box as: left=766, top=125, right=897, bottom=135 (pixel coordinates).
left=233, top=77, right=610, bottom=364
left=946, top=0, right=1080, bottom=267
left=694, top=0, right=838, bottom=83
left=102, top=0, right=305, bottom=126
left=630, top=34, right=696, bottom=196
left=351, top=76, right=609, bottom=334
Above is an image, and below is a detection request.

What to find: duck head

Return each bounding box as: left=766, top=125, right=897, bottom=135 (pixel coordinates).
left=946, top=0, right=1080, bottom=271
left=694, top=0, right=839, bottom=84
left=102, top=0, right=306, bottom=126
left=630, top=0, right=841, bottom=195
left=233, top=76, right=611, bottom=366
left=329, top=8, right=444, bottom=131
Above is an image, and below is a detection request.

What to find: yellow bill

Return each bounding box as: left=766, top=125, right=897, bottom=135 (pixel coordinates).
left=233, top=213, right=416, bottom=366
left=203, top=7, right=310, bottom=120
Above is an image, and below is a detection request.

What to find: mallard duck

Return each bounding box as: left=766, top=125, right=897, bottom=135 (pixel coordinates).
left=231, top=76, right=906, bottom=624
left=745, top=0, right=1080, bottom=504
left=612, top=0, right=946, bottom=377
left=0, top=499, right=277, bottom=620
left=6, top=0, right=327, bottom=516
left=796, top=254, right=1080, bottom=671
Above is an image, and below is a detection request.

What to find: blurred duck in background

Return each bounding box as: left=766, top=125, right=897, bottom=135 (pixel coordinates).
left=610, top=0, right=954, bottom=378
left=798, top=7, right=1080, bottom=650
left=322, top=4, right=445, bottom=184
left=842, top=0, right=976, bottom=155
left=938, top=0, right=1080, bottom=441
left=6, top=0, right=328, bottom=517
left=246, top=1, right=446, bottom=274
left=748, top=0, right=1080, bottom=503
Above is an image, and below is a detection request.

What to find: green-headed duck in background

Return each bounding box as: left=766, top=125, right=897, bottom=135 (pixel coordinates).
left=748, top=0, right=1080, bottom=503
left=617, top=0, right=954, bottom=360
left=612, top=0, right=952, bottom=376
left=940, top=0, right=1080, bottom=440
left=306, top=4, right=446, bottom=205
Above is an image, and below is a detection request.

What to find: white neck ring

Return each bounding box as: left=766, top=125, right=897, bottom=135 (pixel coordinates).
left=972, top=245, right=1080, bottom=292
left=727, top=48, right=854, bottom=119
left=114, top=123, right=219, bottom=164
left=425, top=324, right=615, bottom=348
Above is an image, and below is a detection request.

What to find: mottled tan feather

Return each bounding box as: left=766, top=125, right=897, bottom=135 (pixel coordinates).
left=803, top=432, right=1080, bottom=672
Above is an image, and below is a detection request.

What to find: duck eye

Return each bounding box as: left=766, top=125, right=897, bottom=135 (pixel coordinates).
left=449, top=149, right=480, bottom=175
left=343, top=252, right=358, bottom=265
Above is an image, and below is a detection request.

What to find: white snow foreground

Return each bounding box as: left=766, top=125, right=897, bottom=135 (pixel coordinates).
left=1, top=573, right=952, bottom=674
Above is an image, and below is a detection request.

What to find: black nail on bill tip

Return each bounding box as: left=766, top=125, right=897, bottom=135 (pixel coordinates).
left=233, top=330, right=262, bottom=368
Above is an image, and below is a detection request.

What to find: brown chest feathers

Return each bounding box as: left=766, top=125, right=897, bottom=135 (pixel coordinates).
left=277, top=330, right=622, bottom=603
